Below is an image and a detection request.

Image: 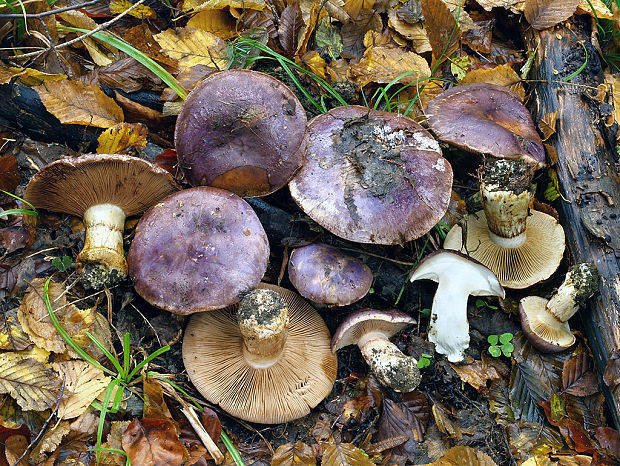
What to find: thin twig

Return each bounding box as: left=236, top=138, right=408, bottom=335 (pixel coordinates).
left=9, top=0, right=149, bottom=60
left=0, top=0, right=99, bottom=18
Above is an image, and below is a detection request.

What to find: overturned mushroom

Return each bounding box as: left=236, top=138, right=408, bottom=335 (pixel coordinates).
left=183, top=284, right=337, bottom=423
left=175, top=69, right=307, bottom=197
left=444, top=159, right=565, bottom=289
left=520, top=263, right=600, bottom=353
left=289, top=106, right=453, bottom=244
left=23, top=154, right=180, bottom=288
left=426, top=83, right=545, bottom=168
left=331, top=309, right=421, bottom=392
left=409, top=250, right=504, bottom=363
left=288, top=243, right=373, bottom=306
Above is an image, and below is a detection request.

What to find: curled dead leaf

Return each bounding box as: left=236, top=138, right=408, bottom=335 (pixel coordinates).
left=348, top=45, right=430, bottom=87
left=97, top=123, right=148, bottom=154
left=523, top=0, right=581, bottom=30
left=421, top=445, right=498, bottom=465
left=154, top=27, right=230, bottom=69
left=122, top=418, right=186, bottom=466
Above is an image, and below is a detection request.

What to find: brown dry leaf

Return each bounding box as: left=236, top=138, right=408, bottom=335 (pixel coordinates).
left=297, top=0, right=323, bottom=57
left=17, top=278, right=96, bottom=355
left=52, top=360, right=111, bottom=420
left=341, top=12, right=383, bottom=58
left=323, top=0, right=351, bottom=22
left=182, top=0, right=267, bottom=12
left=0, top=154, right=20, bottom=193
left=326, top=59, right=350, bottom=81
left=91, top=57, right=161, bottom=93
left=58, top=11, right=115, bottom=66
left=388, top=10, right=432, bottom=53
left=523, top=0, right=581, bottom=30
left=35, top=80, right=124, bottom=129
left=0, top=308, right=31, bottom=351
left=421, top=0, right=462, bottom=65
left=348, top=45, right=431, bottom=87
left=30, top=421, right=71, bottom=462
left=187, top=10, right=238, bottom=39
left=421, top=445, right=498, bottom=465
left=459, top=65, right=525, bottom=100
left=322, top=443, right=374, bottom=465
left=3, top=433, right=29, bottom=465
left=301, top=51, right=328, bottom=78
left=123, top=25, right=178, bottom=68
left=278, top=3, right=304, bottom=52
left=605, top=73, right=620, bottom=128
left=97, top=123, right=148, bottom=154
left=60, top=411, right=99, bottom=453
left=432, top=403, right=469, bottom=441
left=143, top=376, right=172, bottom=420
left=110, top=0, right=156, bottom=18
left=576, top=0, right=613, bottom=18
left=154, top=27, right=230, bottom=69
left=344, top=0, right=376, bottom=19
left=122, top=418, right=186, bottom=465
left=603, top=349, right=620, bottom=389
left=0, top=353, right=62, bottom=411
left=272, top=441, right=317, bottom=465
left=538, top=110, right=559, bottom=141
left=100, top=420, right=131, bottom=466
left=474, top=0, right=521, bottom=11
left=450, top=354, right=508, bottom=393
left=562, top=352, right=598, bottom=396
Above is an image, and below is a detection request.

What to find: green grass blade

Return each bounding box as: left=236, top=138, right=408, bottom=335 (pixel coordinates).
left=57, top=26, right=187, bottom=100
left=564, top=40, right=588, bottom=82
left=0, top=208, right=38, bottom=218
left=88, top=448, right=130, bottom=466
left=86, top=331, right=124, bottom=377
left=123, top=332, right=131, bottom=378
left=0, top=189, right=38, bottom=212
left=127, top=345, right=170, bottom=380
left=95, top=379, right=121, bottom=464
left=221, top=430, right=245, bottom=466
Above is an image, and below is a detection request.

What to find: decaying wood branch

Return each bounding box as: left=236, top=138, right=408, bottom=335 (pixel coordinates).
left=524, top=19, right=620, bottom=428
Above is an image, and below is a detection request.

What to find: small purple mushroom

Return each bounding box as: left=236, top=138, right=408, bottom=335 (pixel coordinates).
left=288, top=243, right=373, bottom=306
left=127, top=187, right=269, bottom=314
left=175, top=69, right=307, bottom=197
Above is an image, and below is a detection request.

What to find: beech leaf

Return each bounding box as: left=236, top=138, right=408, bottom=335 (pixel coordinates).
left=459, top=65, right=525, bottom=101
left=0, top=308, right=31, bottom=351
left=122, top=418, right=186, bottom=465
left=562, top=352, right=598, bottom=396
left=52, top=360, right=111, bottom=420
left=271, top=441, right=317, bottom=465
left=0, top=155, right=20, bottom=193
left=97, top=123, right=148, bottom=154
left=348, top=45, right=431, bottom=87
left=423, top=445, right=498, bottom=465
left=523, top=0, right=581, bottom=30
left=420, top=0, right=461, bottom=65
left=278, top=3, right=303, bottom=52
left=322, top=443, right=374, bottom=466
left=186, top=10, right=238, bottom=39
left=153, top=27, right=230, bottom=69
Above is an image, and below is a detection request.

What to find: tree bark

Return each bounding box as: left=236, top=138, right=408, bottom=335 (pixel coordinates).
left=524, top=19, right=620, bottom=427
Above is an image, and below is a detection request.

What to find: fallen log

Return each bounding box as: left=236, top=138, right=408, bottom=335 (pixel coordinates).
left=524, top=19, right=620, bottom=427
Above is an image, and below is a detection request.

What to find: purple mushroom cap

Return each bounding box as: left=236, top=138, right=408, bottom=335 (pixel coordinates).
left=289, top=106, right=453, bottom=244
left=288, top=243, right=373, bottom=306
left=426, top=83, right=545, bottom=167
left=175, top=69, right=307, bottom=197
left=127, top=187, right=269, bottom=315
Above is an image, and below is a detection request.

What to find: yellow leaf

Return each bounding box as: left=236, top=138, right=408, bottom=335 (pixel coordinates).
left=53, top=361, right=111, bottom=420
left=0, top=353, right=63, bottom=411
left=13, top=347, right=50, bottom=364
left=30, top=421, right=71, bottom=462
left=153, top=27, right=230, bottom=69
left=35, top=81, right=124, bottom=129
left=301, top=50, right=327, bottom=78
left=0, top=308, right=31, bottom=351
left=524, top=0, right=581, bottom=30
left=97, top=123, right=148, bottom=154
left=538, top=110, right=558, bottom=141
left=327, top=58, right=349, bottom=81
left=110, top=0, right=156, bottom=18
left=474, top=0, right=521, bottom=11
left=388, top=10, right=432, bottom=53
left=182, top=0, right=267, bottom=11
left=7, top=67, right=66, bottom=86
left=187, top=10, right=238, bottom=39
left=322, top=443, right=374, bottom=466
left=344, top=0, right=374, bottom=19
left=576, top=0, right=613, bottom=19
left=348, top=46, right=431, bottom=87
left=459, top=64, right=525, bottom=101
left=421, top=445, right=498, bottom=465
left=58, top=11, right=115, bottom=66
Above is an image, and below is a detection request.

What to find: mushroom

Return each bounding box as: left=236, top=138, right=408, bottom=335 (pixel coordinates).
left=289, top=106, right=453, bottom=244
left=443, top=159, right=565, bottom=289
left=331, top=309, right=421, bottom=392
left=520, top=263, right=600, bottom=352
left=127, top=187, right=269, bottom=314
left=426, top=83, right=546, bottom=168
left=23, top=154, right=180, bottom=288
left=288, top=243, right=373, bottom=306
left=182, top=284, right=337, bottom=424
left=175, top=69, right=307, bottom=197
left=408, top=250, right=505, bottom=363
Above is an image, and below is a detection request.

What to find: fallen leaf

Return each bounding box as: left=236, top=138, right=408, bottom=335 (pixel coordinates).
left=474, top=0, right=521, bottom=11
left=576, top=0, right=613, bottom=19
left=322, top=443, right=374, bottom=465
left=348, top=45, right=431, bottom=87
left=0, top=155, right=20, bottom=192
left=387, top=10, right=432, bottom=53
left=344, top=0, right=376, bottom=19
left=58, top=11, right=115, bottom=66
left=182, top=0, right=267, bottom=12
left=53, top=360, right=111, bottom=420
left=142, top=377, right=172, bottom=420
left=272, top=442, right=317, bottom=465
left=562, top=352, right=598, bottom=396
left=603, top=349, right=619, bottom=389
left=0, top=353, right=62, bottom=411
left=154, top=27, right=230, bottom=69
left=35, top=80, right=124, bottom=129
left=301, top=51, right=328, bottom=78
left=565, top=393, right=606, bottom=432
left=110, top=0, right=156, bottom=18
left=539, top=398, right=596, bottom=454
left=595, top=427, right=620, bottom=453
left=462, top=17, right=493, bottom=53
left=507, top=421, right=564, bottom=461
left=278, top=3, right=303, bottom=52
left=422, top=445, right=498, bottom=465
left=122, top=418, right=186, bottom=465
left=30, top=421, right=71, bottom=462
left=459, top=64, right=525, bottom=101
left=123, top=25, right=179, bottom=68
left=90, top=57, right=162, bottom=93
left=316, top=19, right=344, bottom=59
left=3, top=433, right=29, bottom=465
left=340, top=12, right=383, bottom=58
left=450, top=354, right=508, bottom=393
left=100, top=421, right=131, bottom=466
left=0, top=424, right=30, bottom=466
left=0, top=225, right=35, bottom=255
left=326, top=58, right=350, bottom=81
left=420, top=0, right=461, bottom=65
left=0, top=308, right=31, bottom=351
left=523, top=0, right=581, bottom=30
left=187, top=10, right=238, bottom=39
left=97, top=123, right=148, bottom=154
left=323, top=0, right=351, bottom=22
left=538, top=110, right=559, bottom=141
left=178, top=407, right=222, bottom=462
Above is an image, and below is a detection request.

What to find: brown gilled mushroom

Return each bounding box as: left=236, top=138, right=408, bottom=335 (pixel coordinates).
left=175, top=69, right=307, bottom=197
left=426, top=83, right=546, bottom=168
left=23, top=154, right=180, bottom=288
left=127, top=187, right=269, bottom=314
left=444, top=159, right=565, bottom=289
left=520, top=263, right=600, bottom=352
left=288, top=243, right=373, bottom=306
left=182, top=284, right=337, bottom=424
left=289, top=106, right=453, bottom=244
left=331, top=309, right=421, bottom=392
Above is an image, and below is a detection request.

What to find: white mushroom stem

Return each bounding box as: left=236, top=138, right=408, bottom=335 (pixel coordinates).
left=238, top=289, right=289, bottom=369
left=357, top=331, right=420, bottom=393
left=481, top=184, right=532, bottom=248
left=547, top=263, right=599, bottom=322
left=77, top=203, right=128, bottom=276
